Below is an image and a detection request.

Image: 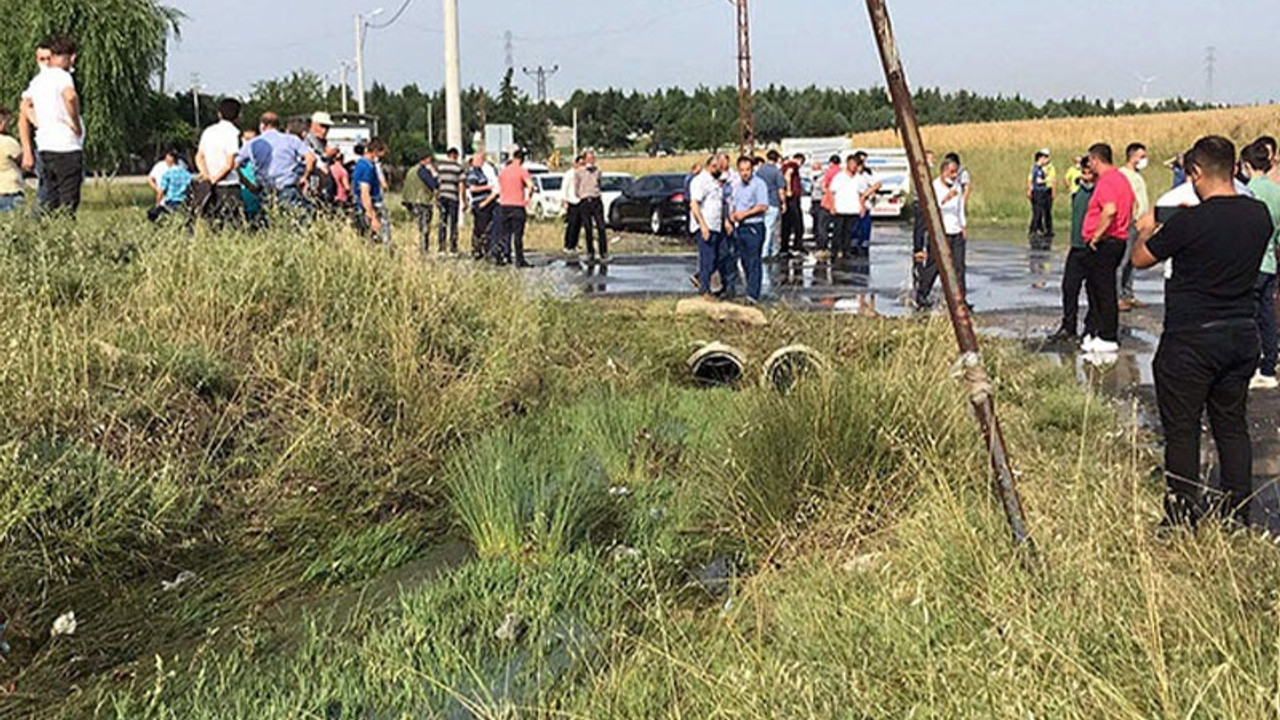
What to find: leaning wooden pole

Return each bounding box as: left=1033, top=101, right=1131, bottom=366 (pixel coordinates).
left=864, top=0, right=1035, bottom=555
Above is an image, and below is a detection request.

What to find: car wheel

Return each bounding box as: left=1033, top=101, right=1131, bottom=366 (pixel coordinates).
left=609, top=205, right=622, bottom=229
left=649, top=208, right=663, bottom=235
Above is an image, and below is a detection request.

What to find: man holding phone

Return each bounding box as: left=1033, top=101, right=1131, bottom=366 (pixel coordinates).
left=1132, top=136, right=1275, bottom=527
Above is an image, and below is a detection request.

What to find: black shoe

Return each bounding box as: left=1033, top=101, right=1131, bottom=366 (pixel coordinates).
left=516, top=260, right=533, bottom=268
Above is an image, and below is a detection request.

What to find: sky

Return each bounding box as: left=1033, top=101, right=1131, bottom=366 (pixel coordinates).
left=164, top=0, right=1278, bottom=106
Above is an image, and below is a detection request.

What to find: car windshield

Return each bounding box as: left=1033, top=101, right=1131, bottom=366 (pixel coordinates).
left=657, top=176, right=685, bottom=192
left=601, top=175, right=631, bottom=192
left=539, top=176, right=562, bottom=191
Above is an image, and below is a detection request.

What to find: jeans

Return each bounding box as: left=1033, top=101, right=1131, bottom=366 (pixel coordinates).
left=1029, top=190, right=1053, bottom=236
left=564, top=201, right=582, bottom=250
left=406, top=203, right=435, bottom=253
left=1256, top=272, right=1278, bottom=377
left=1119, top=228, right=1137, bottom=301
left=813, top=206, right=830, bottom=251
left=37, top=150, right=84, bottom=217
left=718, top=230, right=739, bottom=297
left=473, top=203, right=496, bottom=259
left=498, top=205, right=527, bottom=264
left=437, top=197, right=460, bottom=253
left=1154, top=323, right=1258, bottom=525
left=781, top=200, right=804, bottom=254
left=696, top=230, right=725, bottom=295
left=356, top=204, right=392, bottom=252
left=916, top=233, right=967, bottom=306
left=735, top=222, right=766, bottom=300
left=762, top=205, right=781, bottom=257
left=147, top=201, right=183, bottom=223
left=579, top=197, right=607, bottom=257
left=1083, top=239, right=1125, bottom=342
left=0, top=193, right=24, bottom=213
left=1059, top=247, right=1090, bottom=335
left=853, top=212, right=874, bottom=249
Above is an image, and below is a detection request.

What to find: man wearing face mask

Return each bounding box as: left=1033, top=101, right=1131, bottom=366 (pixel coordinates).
left=1132, top=136, right=1274, bottom=528
left=1048, top=158, right=1097, bottom=342
left=689, top=154, right=728, bottom=300
left=1118, top=143, right=1151, bottom=311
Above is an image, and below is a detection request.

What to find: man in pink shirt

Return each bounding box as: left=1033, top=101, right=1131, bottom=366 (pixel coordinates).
left=1080, top=143, right=1137, bottom=353
left=496, top=149, right=535, bottom=267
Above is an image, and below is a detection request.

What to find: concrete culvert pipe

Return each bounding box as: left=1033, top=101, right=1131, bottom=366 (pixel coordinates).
left=687, top=342, right=747, bottom=387
left=762, top=344, right=827, bottom=392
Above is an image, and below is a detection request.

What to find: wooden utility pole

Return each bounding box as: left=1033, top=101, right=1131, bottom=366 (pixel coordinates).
left=735, top=0, right=755, bottom=154
left=864, top=0, right=1035, bottom=559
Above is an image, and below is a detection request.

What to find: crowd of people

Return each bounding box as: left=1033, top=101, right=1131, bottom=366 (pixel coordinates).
left=686, top=149, right=886, bottom=303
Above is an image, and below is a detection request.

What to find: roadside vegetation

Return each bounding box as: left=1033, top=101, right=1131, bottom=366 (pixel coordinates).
left=2, top=211, right=1279, bottom=719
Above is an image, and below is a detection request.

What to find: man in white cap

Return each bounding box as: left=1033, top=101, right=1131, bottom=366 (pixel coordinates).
left=1027, top=148, right=1056, bottom=240
left=304, top=111, right=338, bottom=203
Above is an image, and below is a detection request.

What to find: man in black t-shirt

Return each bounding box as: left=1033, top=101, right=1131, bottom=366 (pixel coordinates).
left=1133, top=135, right=1275, bottom=527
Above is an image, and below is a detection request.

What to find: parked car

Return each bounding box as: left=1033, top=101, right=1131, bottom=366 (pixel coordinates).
left=600, top=172, right=633, bottom=222
left=530, top=174, right=565, bottom=220
left=608, top=173, right=688, bottom=235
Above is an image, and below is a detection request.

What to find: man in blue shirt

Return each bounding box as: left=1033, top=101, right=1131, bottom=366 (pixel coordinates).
left=755, top=150, right=785, bottom=260
left=147, top=149, right=193, bottom=222
left=237, top=112, right=316, bottom=214
left=729, top=155, right=770, bottom=302
left=352, top=138, right=391, bottom=253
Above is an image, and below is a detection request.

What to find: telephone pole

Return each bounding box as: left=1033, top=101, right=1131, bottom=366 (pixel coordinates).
left=522, top=65, right=559, bottom=104
left=444, top=0, right=463, bottom=152
left=735, top=0, right=755, bottom=153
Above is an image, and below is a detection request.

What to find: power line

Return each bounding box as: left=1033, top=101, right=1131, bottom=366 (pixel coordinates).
left=367, top=0, right=414, bottom=30
left=522, top=65, right=559, bottom=103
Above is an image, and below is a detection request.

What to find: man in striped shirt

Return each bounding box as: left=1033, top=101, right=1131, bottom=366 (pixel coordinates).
left=436, top=148, right=465, bottom=254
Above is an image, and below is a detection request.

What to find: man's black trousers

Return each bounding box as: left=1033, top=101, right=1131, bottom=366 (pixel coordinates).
left=1154, top=322, right=1258, bottom=525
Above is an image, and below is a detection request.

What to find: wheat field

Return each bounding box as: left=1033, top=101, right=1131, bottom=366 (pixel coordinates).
left=601, top=104, right=1280, bottom=227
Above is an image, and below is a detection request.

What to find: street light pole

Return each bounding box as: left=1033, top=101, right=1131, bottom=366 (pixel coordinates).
left=339, top=61, right=352, bottom=114
left=354, top=14, right=366, bottom=115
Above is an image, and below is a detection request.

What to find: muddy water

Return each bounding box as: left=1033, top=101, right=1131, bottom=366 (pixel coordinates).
left=537, top=226, right=1280, bottom=533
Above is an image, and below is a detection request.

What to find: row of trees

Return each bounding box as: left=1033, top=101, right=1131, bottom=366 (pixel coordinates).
left=0, top=1, right=1209, bottom=169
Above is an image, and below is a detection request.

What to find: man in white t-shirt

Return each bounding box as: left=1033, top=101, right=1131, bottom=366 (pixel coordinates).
left=828, top=154, right=878, bottom=258
left=195, top=98, right=244, bottom=229
left=915, top=158, right=970, bottom=308
left=562, top=154, right=583, bottom=252
left=689, top=154, right=730, bottom=299
left=18, top=41, right=52, bottom=206
left=22, top=37, right=84, bottom=216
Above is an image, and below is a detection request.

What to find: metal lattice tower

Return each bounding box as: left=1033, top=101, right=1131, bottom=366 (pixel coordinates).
left=522, top=64, right=559, bottom=104
left=735, top=0, right=755, bottom=153
left=504, top=30, right=514, bottom=71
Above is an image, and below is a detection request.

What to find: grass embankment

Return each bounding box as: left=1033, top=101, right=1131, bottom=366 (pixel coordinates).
left=3, top=211, right=1280, bottom=718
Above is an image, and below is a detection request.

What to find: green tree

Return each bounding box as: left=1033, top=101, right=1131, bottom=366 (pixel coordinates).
left=0, top=0, right=182, bottom=167
left=244, top=70, right=327, bottom=122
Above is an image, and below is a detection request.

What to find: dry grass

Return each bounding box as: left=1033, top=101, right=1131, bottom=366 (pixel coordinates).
left=849, top=104, right=1280, bottom=222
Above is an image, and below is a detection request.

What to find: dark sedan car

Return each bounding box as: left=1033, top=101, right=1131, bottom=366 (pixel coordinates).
left=607, top=173, right=689, bottom=235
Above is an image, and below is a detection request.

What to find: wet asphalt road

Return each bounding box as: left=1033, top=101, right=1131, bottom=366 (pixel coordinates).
left=537, top=224, right=1280, bottom=532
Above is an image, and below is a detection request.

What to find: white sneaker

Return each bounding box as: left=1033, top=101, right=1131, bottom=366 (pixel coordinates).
left=1081, top=350, right=1119, bottom=367
left=1250, top=372, right=1280, bottom=390
left=1080, top=335, right=1097, bottom=351
left=1090, top=339, right=1120, bottom=353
